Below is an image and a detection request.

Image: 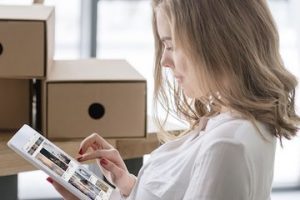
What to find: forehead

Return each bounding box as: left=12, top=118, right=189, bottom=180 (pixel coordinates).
left=155, top=8, right=172, bottom=41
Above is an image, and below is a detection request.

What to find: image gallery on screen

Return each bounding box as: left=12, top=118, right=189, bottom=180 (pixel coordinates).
left=25, top=135, right=112, bottom=200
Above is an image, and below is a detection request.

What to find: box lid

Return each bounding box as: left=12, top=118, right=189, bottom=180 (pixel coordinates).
left=47, top=59, right=146, bottom=82
left=0, top=5, right=54, bottom=21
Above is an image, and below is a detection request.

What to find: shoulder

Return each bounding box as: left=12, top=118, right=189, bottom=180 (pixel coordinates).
left=193, top=137, right=252, bottom=182
left=192, top=138, right=252, bottom=186
left=202, top=117, right=275, bottom=148
left=197, top=118, right=276, bottom=169
left=198, top=138, right=247, bottom=163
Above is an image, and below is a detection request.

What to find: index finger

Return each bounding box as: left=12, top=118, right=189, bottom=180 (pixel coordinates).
left=79, top=133, right=113, bottom=154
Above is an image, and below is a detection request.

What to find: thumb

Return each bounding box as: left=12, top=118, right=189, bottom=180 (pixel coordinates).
left=99, top=158, right=124, bottom=183
left=99, top=159, right=136, bottom=197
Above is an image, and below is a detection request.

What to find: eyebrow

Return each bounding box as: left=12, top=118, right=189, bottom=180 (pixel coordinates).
left=160, top=36, right=172, bottom=42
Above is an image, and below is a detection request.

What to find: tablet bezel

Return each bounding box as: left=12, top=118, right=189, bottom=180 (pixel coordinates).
left=7, top=124, right=113, bottom=200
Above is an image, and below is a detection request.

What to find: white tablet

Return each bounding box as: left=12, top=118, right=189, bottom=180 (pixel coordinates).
left=7, top=124, right=113, bottom=200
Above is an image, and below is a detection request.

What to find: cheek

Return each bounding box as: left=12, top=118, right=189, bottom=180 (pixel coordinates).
left=182, top=66, right=203, bottom=97
left=173, top=53, right=188, bottom=74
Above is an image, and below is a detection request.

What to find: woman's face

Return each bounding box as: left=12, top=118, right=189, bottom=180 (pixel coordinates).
left=156, top=8, right=202, bottom=98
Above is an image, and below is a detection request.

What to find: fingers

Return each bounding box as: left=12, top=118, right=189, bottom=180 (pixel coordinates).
left=46, top=177, right=79, bottom=200
left=99, top=158, right=125, bottom=183
left=77, top=149, right=126, bottom=170
left=51, top=179, right=66, bottom=194
left=98, top=159, right=137, bottom=197
left=46, top=177, right=54, bottom=184
left=78, top=149, right=117, bottom=162
left=78, top=133, right=113, bottom=155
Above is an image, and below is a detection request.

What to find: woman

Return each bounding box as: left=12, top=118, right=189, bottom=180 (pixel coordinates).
left=48, top=0, right=300, bottom=199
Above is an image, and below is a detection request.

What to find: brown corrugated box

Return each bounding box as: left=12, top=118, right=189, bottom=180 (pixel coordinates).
left=0, top=79, right=32, bottom=130
left=42, top=59, right=147, bottom=139
left=0, top=5, right=55, bottom=78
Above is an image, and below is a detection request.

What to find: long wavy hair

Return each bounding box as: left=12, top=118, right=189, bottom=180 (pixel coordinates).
left=152, top=0, right=300, bottom=144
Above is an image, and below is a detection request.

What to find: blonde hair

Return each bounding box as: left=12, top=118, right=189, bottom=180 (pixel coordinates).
left=152, top=0, right=300, bottom=144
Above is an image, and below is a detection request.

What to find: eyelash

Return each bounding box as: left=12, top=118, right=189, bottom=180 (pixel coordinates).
left=164, top=45, right=173, bottom=51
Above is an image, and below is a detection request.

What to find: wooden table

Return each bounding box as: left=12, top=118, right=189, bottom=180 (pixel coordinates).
left=0, top=118, right=184, bottom=176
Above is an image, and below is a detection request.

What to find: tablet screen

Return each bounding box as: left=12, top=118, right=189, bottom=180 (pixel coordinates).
left=23, top=133, right=112, bottom=200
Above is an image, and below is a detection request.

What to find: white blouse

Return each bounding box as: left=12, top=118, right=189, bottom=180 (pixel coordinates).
left=110, top=111, right=277, bottom=200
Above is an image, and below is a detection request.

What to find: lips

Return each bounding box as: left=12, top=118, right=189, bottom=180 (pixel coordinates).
left=174, top=75, right=183, bottom=83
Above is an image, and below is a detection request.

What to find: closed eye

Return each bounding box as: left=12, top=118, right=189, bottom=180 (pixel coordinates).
left=163, top=43, right=173, bottom=51
left=165, top=46, right=173, bottom=51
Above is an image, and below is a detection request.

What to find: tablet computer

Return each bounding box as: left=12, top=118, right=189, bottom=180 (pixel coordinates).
left=7, top=124, right=113, bottom=200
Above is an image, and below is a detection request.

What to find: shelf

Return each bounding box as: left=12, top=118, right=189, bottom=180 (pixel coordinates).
left=0, top=118, right=185, bottom=176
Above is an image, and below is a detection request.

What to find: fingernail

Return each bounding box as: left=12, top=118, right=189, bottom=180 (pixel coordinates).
left=100, top=159, right=108, bottom=166
left=77, top=156, right=83, bottom=161
left=46, top=177, right=53, bottom=184
left=78, top=148, right=83, bottom=155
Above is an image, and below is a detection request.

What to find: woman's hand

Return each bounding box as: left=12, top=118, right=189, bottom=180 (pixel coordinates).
left=46, top=177, right=79, bottom=200
left=77, top=133, right=136, bottom=197
left=48, top=133, right=136, bottom=199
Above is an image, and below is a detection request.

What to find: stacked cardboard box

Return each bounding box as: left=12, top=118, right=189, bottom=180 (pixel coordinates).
left=0, top=5, right=54, bottom=131
left=0, top=5, right=147, bottom=139
left=42, top=59, right=146, bottom=139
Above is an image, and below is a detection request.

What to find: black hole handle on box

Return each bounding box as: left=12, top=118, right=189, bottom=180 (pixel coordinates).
left=88, top=103, right=105, bottom=120
left=0, top=43, right=3, bottom=55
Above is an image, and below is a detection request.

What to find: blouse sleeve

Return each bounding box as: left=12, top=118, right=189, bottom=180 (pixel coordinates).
left=183, top=140, right=252, bottom=200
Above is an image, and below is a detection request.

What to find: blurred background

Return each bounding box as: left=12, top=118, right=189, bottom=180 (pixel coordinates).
left=0, top=0, right=299, bottom=199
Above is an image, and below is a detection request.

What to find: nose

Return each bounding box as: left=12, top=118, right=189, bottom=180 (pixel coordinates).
left=160, top=48, right=174, bottom=68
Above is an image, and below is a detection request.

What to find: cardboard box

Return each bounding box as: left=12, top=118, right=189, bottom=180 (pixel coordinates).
left=0, top=5, right=55, bottom=78
left=0, top=79, right=32, bottom=130
left=42, top=59, right=147, bottom=139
